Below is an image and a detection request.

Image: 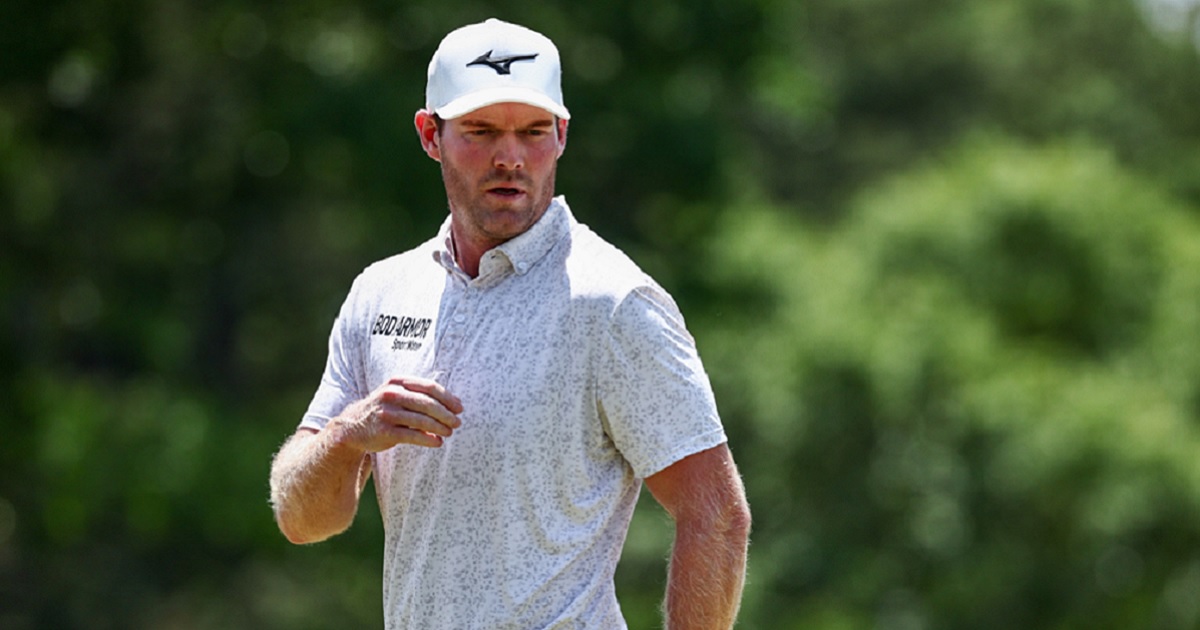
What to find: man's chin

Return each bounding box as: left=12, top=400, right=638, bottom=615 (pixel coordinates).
left=453, top=192, right=551, bottom=241
left=480, top=218, right=534, bottom=242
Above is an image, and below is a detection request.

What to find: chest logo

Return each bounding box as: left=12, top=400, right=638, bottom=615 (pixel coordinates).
left=371, top=313, right=432, bottom=351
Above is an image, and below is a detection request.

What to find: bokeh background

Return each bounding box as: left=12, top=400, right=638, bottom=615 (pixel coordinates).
left=5, top=0, right=1200, bottom=628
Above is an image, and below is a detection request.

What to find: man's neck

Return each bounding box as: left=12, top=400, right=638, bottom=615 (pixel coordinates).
left=448, top=224, right=498, bottom=279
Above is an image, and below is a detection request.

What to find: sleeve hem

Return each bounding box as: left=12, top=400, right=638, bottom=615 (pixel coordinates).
left=298, top=414, right=331, bottom=432
left=635, top=426, right=728, bottom=479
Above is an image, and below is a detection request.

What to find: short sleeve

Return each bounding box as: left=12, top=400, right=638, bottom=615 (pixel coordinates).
left=299, top=276, right=368, bottom=431
left=597, top=284, right=727, bottom=478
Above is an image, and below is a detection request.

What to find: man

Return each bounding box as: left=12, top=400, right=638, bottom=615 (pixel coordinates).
left=269, top=18, right=750, bottom=630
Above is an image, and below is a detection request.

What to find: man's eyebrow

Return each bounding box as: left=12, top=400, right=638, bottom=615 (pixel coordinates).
left=458, top=118, right=556, bottom=129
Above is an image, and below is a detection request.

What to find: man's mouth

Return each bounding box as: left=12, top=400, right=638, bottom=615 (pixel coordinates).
left=488, top=186, right=524, bottom=197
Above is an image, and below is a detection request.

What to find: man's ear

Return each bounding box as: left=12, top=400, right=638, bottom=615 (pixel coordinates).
left=556, top=118, right=569, bottom=158
left=414, top=109, right=441, bottom=162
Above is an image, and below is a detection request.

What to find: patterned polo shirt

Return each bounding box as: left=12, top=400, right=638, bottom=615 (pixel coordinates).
left=300, top=196, right=727, bottom=629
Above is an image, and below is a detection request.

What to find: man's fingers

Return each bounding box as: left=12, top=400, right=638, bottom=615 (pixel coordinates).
left=382, top=408, right=456, bottom=437
left=384, top=394, right=461, bottom=430
left=383, top=378, right=463, bottom=425
left=390, top=376, right=465, bottom=415
left=386, top=425, right=445, bottom=449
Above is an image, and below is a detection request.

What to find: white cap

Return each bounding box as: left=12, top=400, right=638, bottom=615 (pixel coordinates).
left=425, top=19, right=570, bottom=120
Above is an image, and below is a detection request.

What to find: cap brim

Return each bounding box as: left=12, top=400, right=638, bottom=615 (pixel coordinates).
left=433, top=87, right=570, bottom=120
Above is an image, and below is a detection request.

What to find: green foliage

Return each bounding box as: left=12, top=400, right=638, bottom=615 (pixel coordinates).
left=702, top=136, right=1200, bottom=629
left=4, top=0, right=1200, bottom=628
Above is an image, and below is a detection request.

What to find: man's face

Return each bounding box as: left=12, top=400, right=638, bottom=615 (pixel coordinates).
left=424, top=102, right=568, bottom=254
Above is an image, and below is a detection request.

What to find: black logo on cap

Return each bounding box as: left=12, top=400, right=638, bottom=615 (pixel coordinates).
left=467, top=51, right=539, bottom=75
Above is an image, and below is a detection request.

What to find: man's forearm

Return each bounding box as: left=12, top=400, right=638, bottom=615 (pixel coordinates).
left=663, top=509, right=751, bottom=629
left=269, top=423, right=371, bottom=544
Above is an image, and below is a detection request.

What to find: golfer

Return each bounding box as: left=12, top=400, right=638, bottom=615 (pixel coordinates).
left=270, top=18, right=751, bottom=629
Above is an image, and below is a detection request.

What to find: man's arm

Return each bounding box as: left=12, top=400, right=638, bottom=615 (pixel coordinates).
left=269, top=425, right=373, bottom=544
left=644, top=443, right=751, bottom=630
left=269, top=376, right=464, bottom=544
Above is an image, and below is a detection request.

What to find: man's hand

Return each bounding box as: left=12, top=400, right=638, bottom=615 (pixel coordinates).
left=332, top=376, right=465, bottom=453
left=269, top=376, right=464, bottom=544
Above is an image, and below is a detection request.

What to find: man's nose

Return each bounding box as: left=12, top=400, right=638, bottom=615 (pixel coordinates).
left=492, top=134, right=525, bottom=170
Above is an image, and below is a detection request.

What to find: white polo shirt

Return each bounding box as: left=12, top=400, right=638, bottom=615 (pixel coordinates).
left=300, top=196, right=727, bottom=629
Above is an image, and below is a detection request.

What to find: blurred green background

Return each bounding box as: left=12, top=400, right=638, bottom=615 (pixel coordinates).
left=4, top=0, right=1200, bottom=628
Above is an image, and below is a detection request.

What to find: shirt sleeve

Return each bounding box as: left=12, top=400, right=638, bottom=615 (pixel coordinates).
left=299, top=275, right=368, bottom=431
left=598, top=283, right=727, bottom=479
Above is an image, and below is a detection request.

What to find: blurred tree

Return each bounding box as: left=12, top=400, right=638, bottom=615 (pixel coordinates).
left=702, top=136, right=1200, bottom=629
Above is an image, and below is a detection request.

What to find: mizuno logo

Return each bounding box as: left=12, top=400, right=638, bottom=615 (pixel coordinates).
left=467, top=50, right=539, bottom=75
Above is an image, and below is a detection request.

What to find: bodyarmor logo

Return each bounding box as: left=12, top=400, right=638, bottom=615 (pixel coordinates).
left=372, top=313, right=432, bottom=351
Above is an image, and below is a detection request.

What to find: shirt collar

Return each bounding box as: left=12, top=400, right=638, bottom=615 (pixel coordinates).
left=433, top=195, right=572, bottom=279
